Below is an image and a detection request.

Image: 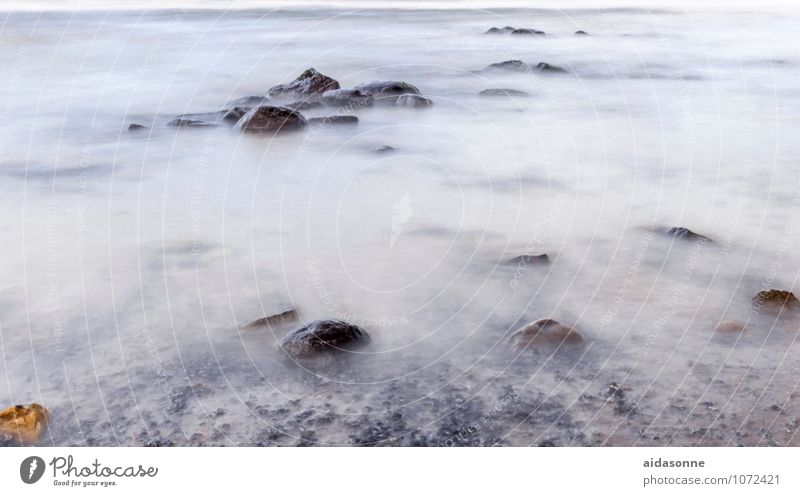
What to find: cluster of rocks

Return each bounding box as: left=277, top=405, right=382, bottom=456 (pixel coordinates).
left=130, top=68, right=433, bottom=135
left=485, top=26, right=589, bottom=36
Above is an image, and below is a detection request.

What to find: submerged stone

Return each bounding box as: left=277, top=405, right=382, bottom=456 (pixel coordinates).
left=308, top=115, right=359, bottom=125
left=752, top=290, right=800, bottom=313
left=234, top=106, right=307, bottom=133
left=511, top=28, right=545, bottom=35
left=395, top=94, right=433, bottom=108
left=714, top=320, right=746, bottom=333
left=281, top=319, right=370, bottom=357
left=268, top=68, right=340, bottom=98
left=353, top=80, right=421, bottom=103
left=479, top=88, right=531, bottom=97
left=511, top=319, right=584, bottom=346
left=507, top=253, right=550, bottom=265
left=242, top=308, right=299, bottom=329
left=666, top=226, right=711, bottom=242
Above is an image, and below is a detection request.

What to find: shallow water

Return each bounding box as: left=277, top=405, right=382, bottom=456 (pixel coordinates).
left=1, top=6, right=799, bottom=446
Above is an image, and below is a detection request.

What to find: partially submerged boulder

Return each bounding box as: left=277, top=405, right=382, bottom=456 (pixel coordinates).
left=268, top=68, right=340, bottom=98
left=128, top=123, right=147, bottom=131
left=353, top=80, right=421, bottom=103
left=373, top=145, right=395, bottom=153
left=225, top=95, right=269, bottom=107
left=486, top=59, right=530, bottom=72
left=506, top=253, right=550, bottom=265
left=242, top=308, right=299, bottom=330
left=479, top=88, right=530, bottom=97
left=321, top=89, right=374, bottom=108
left=395, top=94, right=433, bottom=108
left=221, top=106, right=250, bottom=124
left=714, top=320, right=746, bottom=334
left=511, top=28, right=545, bottom=35
left=575, top=30, right=590, bottom=36
left=752, top=290, right=800, bottom=314
left=285, top=100, right=323, bottom=111
left=511, top=319, right=584, bottom=346
left=532, top=62, right=567, bottom=74
left=281, top=319, right=370, bottom=357
left=234, top=106, right=307, bottom=133
left=167, top=118, right=217, bottom=128
left=0, top=403, right=49, bottom=444
left=666, top=227, right=711, bottom=242
left=485, top=27, right=506, bottom=34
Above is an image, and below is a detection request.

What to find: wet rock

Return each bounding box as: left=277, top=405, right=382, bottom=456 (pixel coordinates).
left=486, top=59, right=531, bottom=72
left=373, top=145, right=395, bottom=153
left=484, top=27, right=505, bottom=34
left=221, top=106, right=250, bottom=124
left=714, top=320, right=746, bottom=334
left=284, top=100, right=323, bottom=111
left=167, top=118, right=217, bottom=128
left=234, top=106, right=307, bottom=134
left=128, top=123, right=147, bottom=131
left=395, top=94, right=433, bottom=108
left=308, top=115, right=359, bottom=125
left=532, top=62, right=567, bottom=74
left=479, top=88, right=530, bottom=97
left=752, top=289, right=800, bottom=313
left=242, top=308, right=299, bottom=329
left=268, top=68, right=340, bottom=98
left=575, top=30, right=590, bottom=36
left=666, top=226, right=711, bottom=242
left=281, top=319, right=370, bottom=357
left=506, top=253, right=550, bottom=265
left=321, top=88, right=374, bottom=108
left=0, top=403, right=49, bottom=443
left=511, top=28, right=545, bottom=35
left=353, top=80, right=421, bottom=104
left=225, top=95, right=269, bottom=107
left=511, top=318, right=584, bottom=346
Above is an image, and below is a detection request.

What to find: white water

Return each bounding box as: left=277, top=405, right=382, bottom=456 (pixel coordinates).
left=1, top=6, right=799, bottom=446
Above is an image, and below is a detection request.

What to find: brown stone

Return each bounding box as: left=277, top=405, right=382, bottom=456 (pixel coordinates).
left=512, top=319, right=584, bottom=346
left=752, top=289, right=800, bottom=313
left=714, top=320, right=746, bottom=333
left=234, top=106, right=307, bottom=134
left=0, top=404, right=49, bottom=443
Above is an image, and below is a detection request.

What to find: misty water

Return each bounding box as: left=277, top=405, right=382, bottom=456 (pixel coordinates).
left=1, top=6, right=799, bottom=446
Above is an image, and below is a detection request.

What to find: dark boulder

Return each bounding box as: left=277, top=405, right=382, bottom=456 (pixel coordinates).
left=666, top=227, right=711, bottom=242
left=532, top=62, right=567, bottom=74
left=242, top=308, right=299, bottom=329
left=511, top=28, right=545, bottom=35
left=752, top=290, right=800, bottom=314
left=486, top=60, right=531, bottom=72
left=511, top=319, right=584, bottom=347
left=395, top=94, right=433, bottom=108
left=268, top=68, right=340, bottom=98
left=479, top=88, right=530, bottom=97
left=485, top=27, right=505, bottom=34
left=353, top=80, right=421, bottom=103
left=373, top=145, right=395, bottom=153
left=507, top=253, right=549, bottom=265
left=234, top=106, right=307, bottom=133
left=281, top=319, right=370, bottom=357
left=574, top=30, right=590, bottom=36
left=221, top=106, right=250, bottom=124
left=308, top=115, right=359, bottom=125
left=321, top=89, right=374, bottom=108
left=128, top=123, right=147, bottom=131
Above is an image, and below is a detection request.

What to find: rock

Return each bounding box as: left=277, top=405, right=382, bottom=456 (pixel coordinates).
left=511, top=28, right=545, bottom=35
left=506, top=253, right=550, bottom=265
left=221, top=106, right=250, bottom=124
left=575, top=30, right=590, bottom=36
left=486, top=59, right=531, bottom=72
left=234, top=106, right=307, bottom=133
left=128, top=123, right=147, bottom=131
left=714, top=320, right=746, bottom=334
left=395, top=94, right=433, bottom=108
left=268, top=68, right=340, bottom=98
left=308, top=115, right=359, bottom=125
left=666, top=227, right=711, bottom=242
left=479, top=88, right=530, bottom=97
left=225, top=95, right=269, bottom=107
left=321, top=89, right=374, bottom=108
left=484, top=27, right=505, bottom=34
left=373, top=145, right=395, bottom=153
left=242, top=308, right=299, bottom=329
left=752, top=290, right=800, bottom=313
left=0, top=404, right=49, bottom=443
left=281, top=319, right=370, bottom=357
left=511, top=319, right=583, bottom=346
left=285, top=100, right=323, bottom=111
left=353, top=80, right=421, bottom=104
left=167, top=118, right=217, bottom=128
left=532, top=62, right=567, bottom=74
